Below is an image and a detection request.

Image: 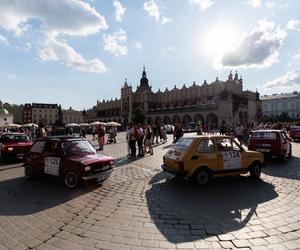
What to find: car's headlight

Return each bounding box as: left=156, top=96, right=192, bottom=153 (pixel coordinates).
left=84, top=166, right=91, bottom=172
left=109, top=160, right=114, bottom=167
left=8, top=147, right=14, bottom=151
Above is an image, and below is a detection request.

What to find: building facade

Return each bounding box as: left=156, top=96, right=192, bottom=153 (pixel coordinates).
left=62, top=107, right=84, bottom=124
left=95, top=68, right=261, bottom=128
left=23, top=103, right=61, bottom=125
left=261, top=92, right=300, bottom=119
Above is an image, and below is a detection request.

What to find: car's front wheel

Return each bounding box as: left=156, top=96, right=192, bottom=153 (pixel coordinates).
left=24, top=164, right=34, bottom=180
left=288, top=145, right=292, bottom=158
left=64, top=171, right=78, bottom=188
left=250, top=163, right=261, bottom=179
left=194, top=168, right=211, bottom=186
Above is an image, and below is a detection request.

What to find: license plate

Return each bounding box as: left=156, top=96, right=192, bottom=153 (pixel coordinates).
left=257, top=148, right=270, bottom=152
left=97, top=175, right=106, bottom=182
left=102, top=165, right=110, bottom=171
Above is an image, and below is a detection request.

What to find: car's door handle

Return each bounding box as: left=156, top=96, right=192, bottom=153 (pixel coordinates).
left=191, top=155, right=199, bottom=160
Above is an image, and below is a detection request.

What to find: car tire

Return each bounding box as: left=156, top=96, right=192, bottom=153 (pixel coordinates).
left=64, top=171, right=78, bottom=189
left=288, top=146, right=292, bottom=158
left=279, top=152, right=286, bottom=162
left=250, top=163, right=261, bottom=179
left=194, top=168, right=211, bottom=186
left=24, top=164, right=35, bottom=180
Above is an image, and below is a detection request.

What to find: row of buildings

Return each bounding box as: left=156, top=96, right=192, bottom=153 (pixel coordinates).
left=1, top=67, right=300, bottom=127
left=91, top=68, right=260, bottom=128
left=0, top=101, right=84, bottom=126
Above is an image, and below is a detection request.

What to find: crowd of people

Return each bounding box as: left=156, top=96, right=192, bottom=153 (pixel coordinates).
left=124, top=123, right=185, bottom=159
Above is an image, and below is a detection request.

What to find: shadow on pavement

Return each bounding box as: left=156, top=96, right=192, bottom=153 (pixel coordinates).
left=0, top=176, right=91, bottom=216
left=146, top=172, right=278, bottom=243
left=262, top=156, right=300, bottom=180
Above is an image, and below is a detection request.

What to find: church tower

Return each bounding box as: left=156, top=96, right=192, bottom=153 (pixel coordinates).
left=121, top=78, right=133, bottom=124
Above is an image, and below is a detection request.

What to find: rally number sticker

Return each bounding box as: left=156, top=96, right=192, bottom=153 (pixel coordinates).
left=44, top=157, right=60, bottom=176
left=222, top=151, right=241, bottom=169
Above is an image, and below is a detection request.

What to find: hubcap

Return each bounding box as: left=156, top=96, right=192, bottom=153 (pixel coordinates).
left=25, top=166, right=32, bottom=178
left=198, top=172, right=208, bottom=184
left=65, top=173, right=77, bottom=188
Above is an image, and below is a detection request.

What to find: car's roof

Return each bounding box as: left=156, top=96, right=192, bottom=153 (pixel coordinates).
left=1, top=132, right=28, bottom=136
left=252, top=129, right=282, bottom=132
left=182, top=135, right=233, bottom=140
left=36, top=136, right=85, bottom=142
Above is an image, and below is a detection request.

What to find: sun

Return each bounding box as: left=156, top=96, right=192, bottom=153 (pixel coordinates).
left=202, top=23, right=240, bottom=58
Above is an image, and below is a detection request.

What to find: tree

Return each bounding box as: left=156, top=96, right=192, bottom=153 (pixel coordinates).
left=133, top=107, right=146, bottom=124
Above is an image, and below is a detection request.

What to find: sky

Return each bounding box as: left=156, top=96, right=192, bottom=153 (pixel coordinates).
left=0, top=0, right=300, bottom=110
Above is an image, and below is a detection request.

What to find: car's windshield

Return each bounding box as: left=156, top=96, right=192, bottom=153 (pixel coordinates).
left=252, top=132, right=277, bottom=140
left=1, top=134, right=30, bottom=142
left=62, top=140, right=96, bottom=156
left=173, top=138, right=193, bottom=150
left=291, top=127, right=300, bottom=131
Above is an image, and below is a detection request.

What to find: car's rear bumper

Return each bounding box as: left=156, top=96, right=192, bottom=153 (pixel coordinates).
left=82, top=168, right=114, bottom=182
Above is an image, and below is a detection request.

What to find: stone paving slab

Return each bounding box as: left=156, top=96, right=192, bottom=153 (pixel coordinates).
left=0, top=132, right=299, bottom=249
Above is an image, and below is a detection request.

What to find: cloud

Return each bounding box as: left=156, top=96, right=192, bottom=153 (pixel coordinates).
left=294, top=51, right=300, bottom=60
left=287, top=20, right=300, bottom=31
left=0, top=0, right=108, bottom=38
left=103, top=29, right=128, bottom=56
left=143, top=0, right=171, bottom=24
left=189, top=0, right=213, bottom=11
left=39, top=38, right=107, bottom=74
left=247, top=0, right=262, bottom=8
left=264, top=69, right=300, bottom=88
left=134, top=41, right=142, bottom=49
left=0, top=0, right=108, bottom=74
left=8, top=74, right=18, bottom=80
left=161, top=16, right=173, bottom=24
left=217, top=20, right=286, bottom=69
left=0, top=33, right=9, bottom=45
left=113, top=0, right=126, bottom=22
left=143, top=0, right=160, bottom=22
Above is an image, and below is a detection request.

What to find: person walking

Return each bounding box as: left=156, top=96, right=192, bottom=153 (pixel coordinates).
left=126, top=125, right=131, bottom=156
left=92, top=126, right=96, bottom=140
left=97, top=125, right=105, bottom=151
left=144, top=125, right=153, bottom=155
left=128, top=123, right=137, bottom=159
left=137, top=124, right=144, bottom=157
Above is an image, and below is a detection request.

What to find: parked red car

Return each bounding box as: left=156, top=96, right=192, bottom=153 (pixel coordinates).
left=248, top=130, right=292, bottom=161
left=289, top=126, right=300, bottom=141
left=0, top=133, right=33, bottom=161
left=24, top=136, right=114, bottom=188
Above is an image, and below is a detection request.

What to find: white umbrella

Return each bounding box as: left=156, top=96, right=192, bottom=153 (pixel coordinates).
left=21, top=123, right=38, bottom=127
left=90, top=121, right=106, bottom=126
left=79, top=123, right=90, bottom=127
left=2, top=123, right=21, bottom=128
left=105, top=121, right=121, bottom=126
left=65, top=123, right=80, bottom=127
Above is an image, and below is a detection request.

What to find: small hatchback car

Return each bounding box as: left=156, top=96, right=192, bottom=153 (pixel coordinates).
left=248, top=130, right=291, bottom=161
left=289, top=126, right=300, bottom=141
left=0, top=133, right=33, bottom=161
left=24, top=136, right=114, bottom=188
left=162, top=135, right=264, bottom=186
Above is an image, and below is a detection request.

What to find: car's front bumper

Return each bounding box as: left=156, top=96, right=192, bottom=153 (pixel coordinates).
left=82, top=168, right=114, bottom=182
left=161, top=164, right=186, bottom=175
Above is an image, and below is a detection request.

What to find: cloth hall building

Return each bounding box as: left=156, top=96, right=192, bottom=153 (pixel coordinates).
left=95, top=68, right=261, bottom=128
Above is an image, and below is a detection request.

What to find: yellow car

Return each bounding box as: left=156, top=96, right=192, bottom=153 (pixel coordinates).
left=162, top=135, right=265, bottom=185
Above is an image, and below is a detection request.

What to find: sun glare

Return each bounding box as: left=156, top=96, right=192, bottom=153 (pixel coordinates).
left=202, top=23, right=240, bottom=58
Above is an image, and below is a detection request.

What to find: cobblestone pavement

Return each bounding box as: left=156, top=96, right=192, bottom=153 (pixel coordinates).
left=0, top=133, right=299, bottom=249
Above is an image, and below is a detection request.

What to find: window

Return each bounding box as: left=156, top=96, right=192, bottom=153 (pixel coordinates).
left=31, top=141, right=45, bottom=153
left=44, top=141, right=61, bottom=155
left=197, top=139, right=215, bottom=153
left=216, top=138, right=240, bottom=151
